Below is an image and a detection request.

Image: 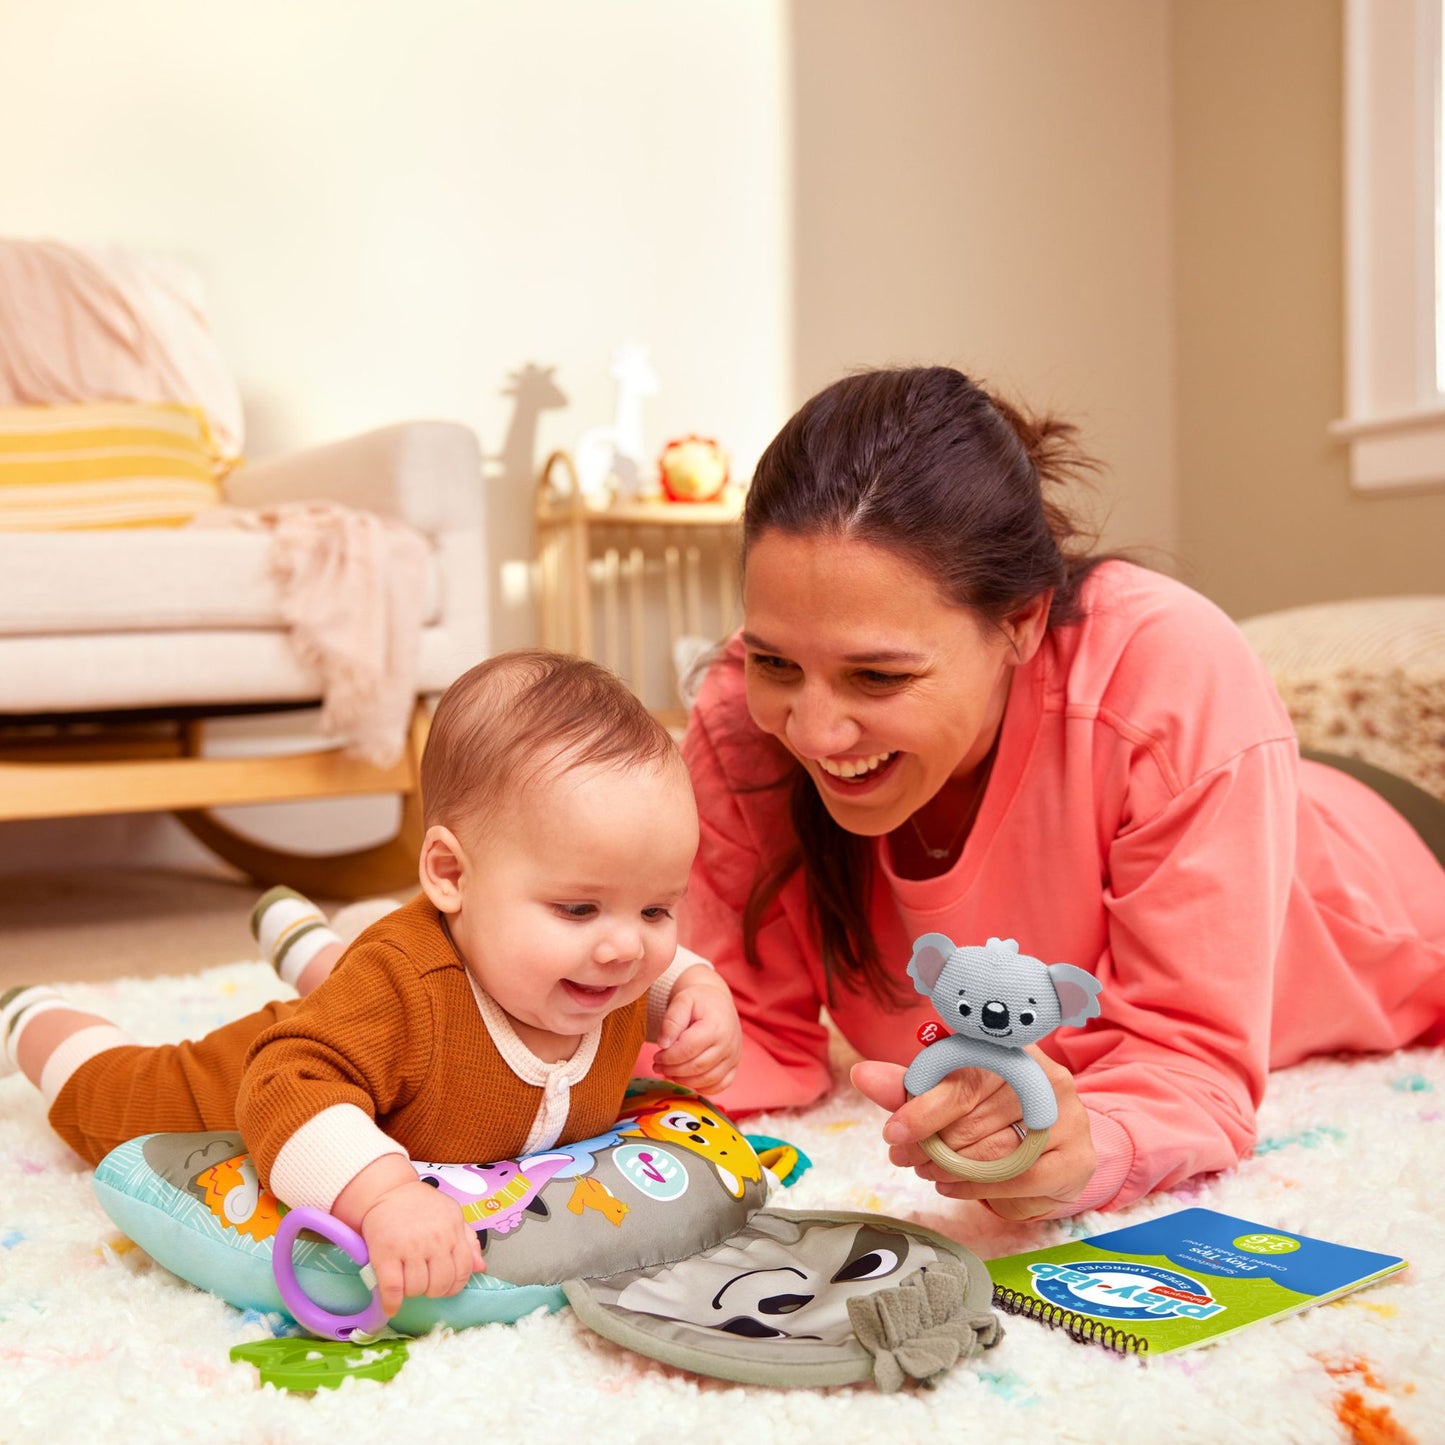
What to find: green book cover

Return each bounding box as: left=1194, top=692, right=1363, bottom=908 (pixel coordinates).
left=984, top=1207, right=1407, bottom=1356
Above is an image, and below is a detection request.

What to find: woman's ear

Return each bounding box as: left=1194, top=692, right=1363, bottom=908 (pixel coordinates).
left=1002, top=590, right=1052, bottom=665
left=418, top=824, right=467, bottom=914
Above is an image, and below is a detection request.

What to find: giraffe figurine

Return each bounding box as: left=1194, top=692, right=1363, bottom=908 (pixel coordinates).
left=572, top=341, right=659, bottom=502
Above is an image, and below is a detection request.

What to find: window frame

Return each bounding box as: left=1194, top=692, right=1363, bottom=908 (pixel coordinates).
left=1332, top=0, right=1445, bottom=493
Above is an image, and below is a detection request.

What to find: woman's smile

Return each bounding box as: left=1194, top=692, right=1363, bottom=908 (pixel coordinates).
left=816, top=750, right=898, bottom=783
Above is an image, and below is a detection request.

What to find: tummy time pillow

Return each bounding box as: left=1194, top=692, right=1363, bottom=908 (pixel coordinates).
left=93, top=1081, right=1000, bottom=1390
left=92, top=1082, right=764, bottom=1335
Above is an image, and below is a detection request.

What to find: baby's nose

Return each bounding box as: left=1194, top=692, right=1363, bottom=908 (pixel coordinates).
left=596, top=926, right=644, bottom=964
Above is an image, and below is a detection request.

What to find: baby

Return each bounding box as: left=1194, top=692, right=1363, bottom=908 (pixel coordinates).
left=2, top=649, right=741, bottom=1315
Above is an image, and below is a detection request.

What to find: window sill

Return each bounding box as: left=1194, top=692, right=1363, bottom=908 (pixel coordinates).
left=1328, top=406, right=1445, bottom=494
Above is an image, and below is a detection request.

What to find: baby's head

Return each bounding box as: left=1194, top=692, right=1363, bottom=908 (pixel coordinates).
left=416, top=650, right=699, bottom=1052
left=419, top=648, right=687, bottom=835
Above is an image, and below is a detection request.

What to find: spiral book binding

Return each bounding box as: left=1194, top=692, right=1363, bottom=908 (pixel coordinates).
left=991, top=1284, right=1148, bottom=1356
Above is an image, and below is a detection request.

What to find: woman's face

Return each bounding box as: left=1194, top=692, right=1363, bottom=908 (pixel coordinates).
left=742, top=529, right=1046, bottom=838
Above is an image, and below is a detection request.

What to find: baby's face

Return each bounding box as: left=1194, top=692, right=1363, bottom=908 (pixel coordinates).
left=446, top=757, right=699, bottom=1051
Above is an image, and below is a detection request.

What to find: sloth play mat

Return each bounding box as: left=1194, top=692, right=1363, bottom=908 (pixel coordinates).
left=2, top=959, right=1442, bottom=1443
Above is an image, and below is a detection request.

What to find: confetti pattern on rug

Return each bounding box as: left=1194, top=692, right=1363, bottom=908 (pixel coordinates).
left=1, top=959, right=1441, bottom=1443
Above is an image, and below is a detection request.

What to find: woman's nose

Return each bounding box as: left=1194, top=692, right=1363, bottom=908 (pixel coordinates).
left=785, top=682, right=857, bottom=759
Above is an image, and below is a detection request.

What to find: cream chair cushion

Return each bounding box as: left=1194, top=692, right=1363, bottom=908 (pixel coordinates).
left=0, top=421, right=488, bottom=718
left=0, top=528, right=442, bottom=635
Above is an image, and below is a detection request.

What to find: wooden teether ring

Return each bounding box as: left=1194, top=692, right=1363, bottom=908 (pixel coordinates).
left=919, top=1124, right=1050, bottom=1182
left=902, top=936, right=1105, bottom=1184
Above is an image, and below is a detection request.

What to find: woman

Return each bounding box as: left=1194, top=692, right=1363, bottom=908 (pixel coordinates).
left=683, top=366, right=1445, bottom=1221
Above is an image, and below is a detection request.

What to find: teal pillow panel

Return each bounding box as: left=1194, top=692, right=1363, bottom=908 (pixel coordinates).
left=91, top=1083, right=765, bottom=1334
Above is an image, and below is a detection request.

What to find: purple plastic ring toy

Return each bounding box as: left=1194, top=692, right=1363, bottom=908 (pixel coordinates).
left=273, top=1206, right=391, bottom=1340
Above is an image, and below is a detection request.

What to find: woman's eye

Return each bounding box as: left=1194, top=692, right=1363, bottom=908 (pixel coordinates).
left=747, top=652, right=795, bottom=674
left=859, top=670, right=911, bottom=687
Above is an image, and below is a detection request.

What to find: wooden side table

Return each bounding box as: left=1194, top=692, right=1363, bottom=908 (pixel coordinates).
left=534, top=452, right=744, bottom=728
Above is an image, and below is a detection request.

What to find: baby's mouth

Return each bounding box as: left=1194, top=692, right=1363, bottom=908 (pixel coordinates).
left=562, top=979, right=620, bottom=1008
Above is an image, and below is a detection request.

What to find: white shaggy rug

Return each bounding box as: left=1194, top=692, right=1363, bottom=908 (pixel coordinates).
left=2, top=959, right=1441, bottom=1445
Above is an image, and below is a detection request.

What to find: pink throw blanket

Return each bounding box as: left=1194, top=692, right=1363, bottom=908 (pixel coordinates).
left=196, top=502, right=430, bottom=769
left=0, top=238, right=244, bottom=460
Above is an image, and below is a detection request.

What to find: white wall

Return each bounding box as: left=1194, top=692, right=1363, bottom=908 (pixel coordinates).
left=1173, top=0, right=1445, bottom=616
left=790, top=0, right=1176, bottom=559
left=2, top=0, right=791, bottom=637
left=0, top=0, right=792, bottom=873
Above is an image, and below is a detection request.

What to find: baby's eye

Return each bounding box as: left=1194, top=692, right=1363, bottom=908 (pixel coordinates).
left=642, top=906, right=675, bottom=922
left=554, top=903, right=597, bottom=920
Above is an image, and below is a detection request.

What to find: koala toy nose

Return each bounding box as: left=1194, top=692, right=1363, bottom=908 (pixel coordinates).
left=981, top=1001, right=1010, bottom=1030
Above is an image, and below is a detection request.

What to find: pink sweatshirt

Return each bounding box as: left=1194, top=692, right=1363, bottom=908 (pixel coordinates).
left=680, top=562, right=1445, bottom=1212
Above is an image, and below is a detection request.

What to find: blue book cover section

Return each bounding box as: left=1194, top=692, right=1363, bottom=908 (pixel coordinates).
left=1085, top=1209, right=1402, bottom=1298
left=985, top=1207, right=1407, bottom=1355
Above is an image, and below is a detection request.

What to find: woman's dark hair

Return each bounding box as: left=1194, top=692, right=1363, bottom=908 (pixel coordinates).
left=738, top=366, right=1105, bottom=1004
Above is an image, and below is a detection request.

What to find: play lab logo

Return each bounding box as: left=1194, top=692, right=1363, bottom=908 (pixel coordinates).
left=1028, top=1260, right=1225, bottom=1322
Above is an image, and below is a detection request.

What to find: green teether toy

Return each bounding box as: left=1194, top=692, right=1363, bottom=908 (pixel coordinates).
left=229, top=1337, right=410, bottom=1392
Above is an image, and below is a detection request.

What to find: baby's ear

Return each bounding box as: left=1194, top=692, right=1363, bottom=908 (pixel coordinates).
left=1048, top=963, right=1103, bottom=1027
left=907, top=933, right=956, bottom=995
left=418, top=825, right=467, bottom=913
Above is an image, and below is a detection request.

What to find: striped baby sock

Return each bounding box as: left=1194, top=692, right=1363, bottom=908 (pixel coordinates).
left=2, top=984, right=134, bottom=1102
left=2, top=985, right=71, bottom=1075
left=249, top=886, right=342, bottom=991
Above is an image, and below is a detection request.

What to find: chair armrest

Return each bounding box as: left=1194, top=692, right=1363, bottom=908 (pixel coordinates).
left=222, top=421, right=484, bottom=536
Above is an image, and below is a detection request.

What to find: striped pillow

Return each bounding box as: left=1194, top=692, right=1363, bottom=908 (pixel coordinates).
left=0, top=401, right=228, bottom=530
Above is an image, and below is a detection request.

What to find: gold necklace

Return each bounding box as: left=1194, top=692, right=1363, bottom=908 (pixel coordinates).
left=907, top=743, right=999, bottom=861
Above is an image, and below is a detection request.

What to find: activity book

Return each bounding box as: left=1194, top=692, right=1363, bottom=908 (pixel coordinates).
left=985, top=1207, right=1407, bottom=1356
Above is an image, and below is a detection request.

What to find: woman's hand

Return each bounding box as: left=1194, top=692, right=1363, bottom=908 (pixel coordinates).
left=849, top=1047, right=1095, bottom=1220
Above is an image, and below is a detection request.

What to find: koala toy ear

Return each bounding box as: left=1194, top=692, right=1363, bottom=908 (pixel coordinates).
left=907, top=933, right=957, bottom=995
left=1048, top=963, right=1104, bottom=1027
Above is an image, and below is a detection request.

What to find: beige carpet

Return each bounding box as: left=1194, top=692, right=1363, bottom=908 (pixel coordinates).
left=0, top=867, right=385, bottom=989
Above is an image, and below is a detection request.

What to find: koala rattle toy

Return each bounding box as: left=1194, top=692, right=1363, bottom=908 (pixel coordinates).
left=904, top=934, right=1103, bottom=1183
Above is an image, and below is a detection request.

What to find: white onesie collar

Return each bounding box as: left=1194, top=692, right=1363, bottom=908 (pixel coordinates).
left=464, top=971, right=602, bottom=1087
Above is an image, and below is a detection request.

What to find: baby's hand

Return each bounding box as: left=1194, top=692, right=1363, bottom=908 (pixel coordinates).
left=652, top=964, right=742, bottom=1095
left=358, top=1178, right=485, bottom=1317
